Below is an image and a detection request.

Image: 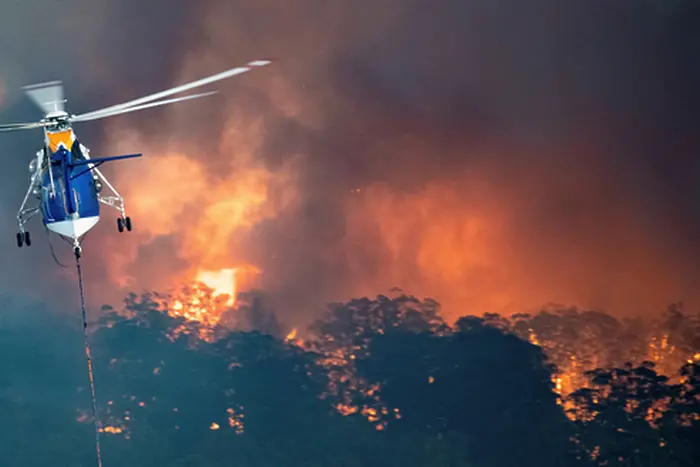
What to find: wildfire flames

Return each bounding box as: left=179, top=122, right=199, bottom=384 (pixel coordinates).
left=88, top=149, right=700, bottom=432
left=67, top=40, right=700, bottom=333
left=88, top=103, right=297, bottom=310
left=158, top=265, right=263, bottom=341
left=195, top=268, right=238, bottom=306
left=71, top=49, right=700, bottom=440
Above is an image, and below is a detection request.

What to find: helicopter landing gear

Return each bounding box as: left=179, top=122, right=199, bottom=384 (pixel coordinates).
left=117, top=216, right=132, bottom=233
left=16, top=231, right=31, bottom=248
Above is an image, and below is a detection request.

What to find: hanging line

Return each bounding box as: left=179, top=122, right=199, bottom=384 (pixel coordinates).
left=75, top=245, right=103, bottom=467
left=45, top=226, right=69, bottom=269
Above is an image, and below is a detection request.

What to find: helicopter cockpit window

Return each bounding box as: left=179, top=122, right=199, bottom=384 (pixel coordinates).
left=46, top=120, right=70, bottom=132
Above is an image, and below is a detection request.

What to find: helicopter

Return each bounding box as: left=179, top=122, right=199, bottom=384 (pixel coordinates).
left=0, top=59, right=271, bottom=252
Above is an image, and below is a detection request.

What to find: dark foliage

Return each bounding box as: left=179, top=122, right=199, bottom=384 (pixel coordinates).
left=0, top=291, right=698, bottom=467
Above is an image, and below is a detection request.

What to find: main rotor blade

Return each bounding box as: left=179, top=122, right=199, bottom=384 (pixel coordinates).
left=22, top=81, right=65, bottom=114
left=72, top=59, right=271, bottom=121
left=71, top=91, right=218, bottom=123
left=0, top=122, right=46, bottom=132
left=0, top=121, right=43, bottom=128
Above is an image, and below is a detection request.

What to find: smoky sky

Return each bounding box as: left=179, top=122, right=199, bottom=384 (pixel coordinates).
left=1, top=0, right=700, bottom=327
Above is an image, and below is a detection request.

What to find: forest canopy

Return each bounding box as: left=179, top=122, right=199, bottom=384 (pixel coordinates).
left=0, top=289, right=698, bottom=467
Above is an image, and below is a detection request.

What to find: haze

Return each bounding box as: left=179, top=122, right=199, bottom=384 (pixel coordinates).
left=1, top=0, right=699, bottom=328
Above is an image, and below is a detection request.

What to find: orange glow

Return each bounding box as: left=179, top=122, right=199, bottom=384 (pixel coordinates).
left=227, top=407, right=245, bottom=434
left=340, top=163, right=700, bottom=323
left=74, top=48, right=700, bottom=441
left=341, top=180, right=527, bottom=319
left=148, top=265, right=265, bottom=341
left=196, top=268, right=238, bottom=306
left=95, top=114, right=299, bottom=306
left=100, top=426, right=123, bottom=434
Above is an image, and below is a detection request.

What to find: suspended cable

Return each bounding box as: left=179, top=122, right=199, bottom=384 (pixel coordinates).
left=75, top=245, right=103, bottom=467
left=45, top=226, right=68, bottom=269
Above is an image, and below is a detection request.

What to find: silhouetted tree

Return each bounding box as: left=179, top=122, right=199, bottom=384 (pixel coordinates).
left=229, top=290, right=283, bottom=337
left=89, top=293, right=473, bottom=466
left=5, top=288, right=699, bottom=467
left=355, top=314, right=584, bottom=467
left=568, top=360, right=700, bottom=467
left=670, top=362, right=700, bottom=466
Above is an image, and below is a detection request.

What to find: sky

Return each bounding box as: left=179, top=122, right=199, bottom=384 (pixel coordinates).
left=1, top=0, right=700, bottom=328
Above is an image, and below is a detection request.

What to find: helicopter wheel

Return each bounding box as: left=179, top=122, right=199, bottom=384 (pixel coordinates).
left=117, top=217, right=124, bottom=233
left=24, top=231, right=31, bottom=247
left=16, top=232, right=23, bottom=248
left=125, top=216, right=132, bottom=232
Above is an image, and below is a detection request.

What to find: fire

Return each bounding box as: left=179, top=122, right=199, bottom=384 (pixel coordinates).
left=95, top=107, right=299, bottom=309
left=340, top=161, right=700, bottom=323
left=196, top=268, right=238, bottom=306
left=157, top=265, right=264, bottom=341
left=101, top=426, right=123, bottom=434
left=342, top=180, right=522, bottom=320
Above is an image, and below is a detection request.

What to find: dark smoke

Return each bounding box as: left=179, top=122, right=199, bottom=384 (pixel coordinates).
left=1, top=0, right=700, bottom=327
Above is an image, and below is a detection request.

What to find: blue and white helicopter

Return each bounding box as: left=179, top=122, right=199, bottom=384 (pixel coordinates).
left=0, top=59, right=271, bottom=254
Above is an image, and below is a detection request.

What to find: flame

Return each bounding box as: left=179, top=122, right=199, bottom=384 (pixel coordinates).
left=285, top=328, right=297, bottom=341
left=100, top=426, right=123, bottom=434
left=96, top=107, right=299, bottom=311
left=227, top=407, right=245, bottom=434
left=340, top=164, right=700, bottom=323
left=342, top=180, right=524, bottom=319
left=159, top=265, right=263, bottom=341
left=196, top=268, right=238, bottom=306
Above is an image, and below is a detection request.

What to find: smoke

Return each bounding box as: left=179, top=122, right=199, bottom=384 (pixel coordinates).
left=1, top=0, right=700, bottom=326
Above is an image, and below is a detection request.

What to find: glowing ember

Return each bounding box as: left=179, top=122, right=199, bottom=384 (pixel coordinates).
left=227, top=407, right=245, bottom=434
left=100, top=426, right=123, bottom=434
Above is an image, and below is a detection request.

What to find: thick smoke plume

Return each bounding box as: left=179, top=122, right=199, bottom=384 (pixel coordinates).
left=1, top=1, right=700, bottom=327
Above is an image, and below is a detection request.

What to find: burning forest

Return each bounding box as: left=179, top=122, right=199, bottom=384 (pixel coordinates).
left=2, top=288, right=699, bottom=467
left=2, top=0, right=700, bottom=466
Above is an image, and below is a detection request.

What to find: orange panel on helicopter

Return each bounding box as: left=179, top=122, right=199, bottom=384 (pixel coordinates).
left=47, top=130, right=74, bottom=153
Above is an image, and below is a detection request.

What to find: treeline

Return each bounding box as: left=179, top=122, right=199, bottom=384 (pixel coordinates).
left=0, top=291, right=698, bottom=467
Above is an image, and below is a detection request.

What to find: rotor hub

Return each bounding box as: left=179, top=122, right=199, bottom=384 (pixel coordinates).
left=46, top=110, right=69, bottom=119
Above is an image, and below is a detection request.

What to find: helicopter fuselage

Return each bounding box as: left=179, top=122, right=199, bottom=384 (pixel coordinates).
left=17, top=116, right=140, bottom=246
left=37, top=129, right=102, bottom=239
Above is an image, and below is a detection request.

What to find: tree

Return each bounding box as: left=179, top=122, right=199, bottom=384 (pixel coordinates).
left=355, top=315, right=583, bottom=467
left=568, top=361, right=700, bottom=467
left=0, top=297, right=99, bottom=466
left=308, top=292, right=447, bottom=422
